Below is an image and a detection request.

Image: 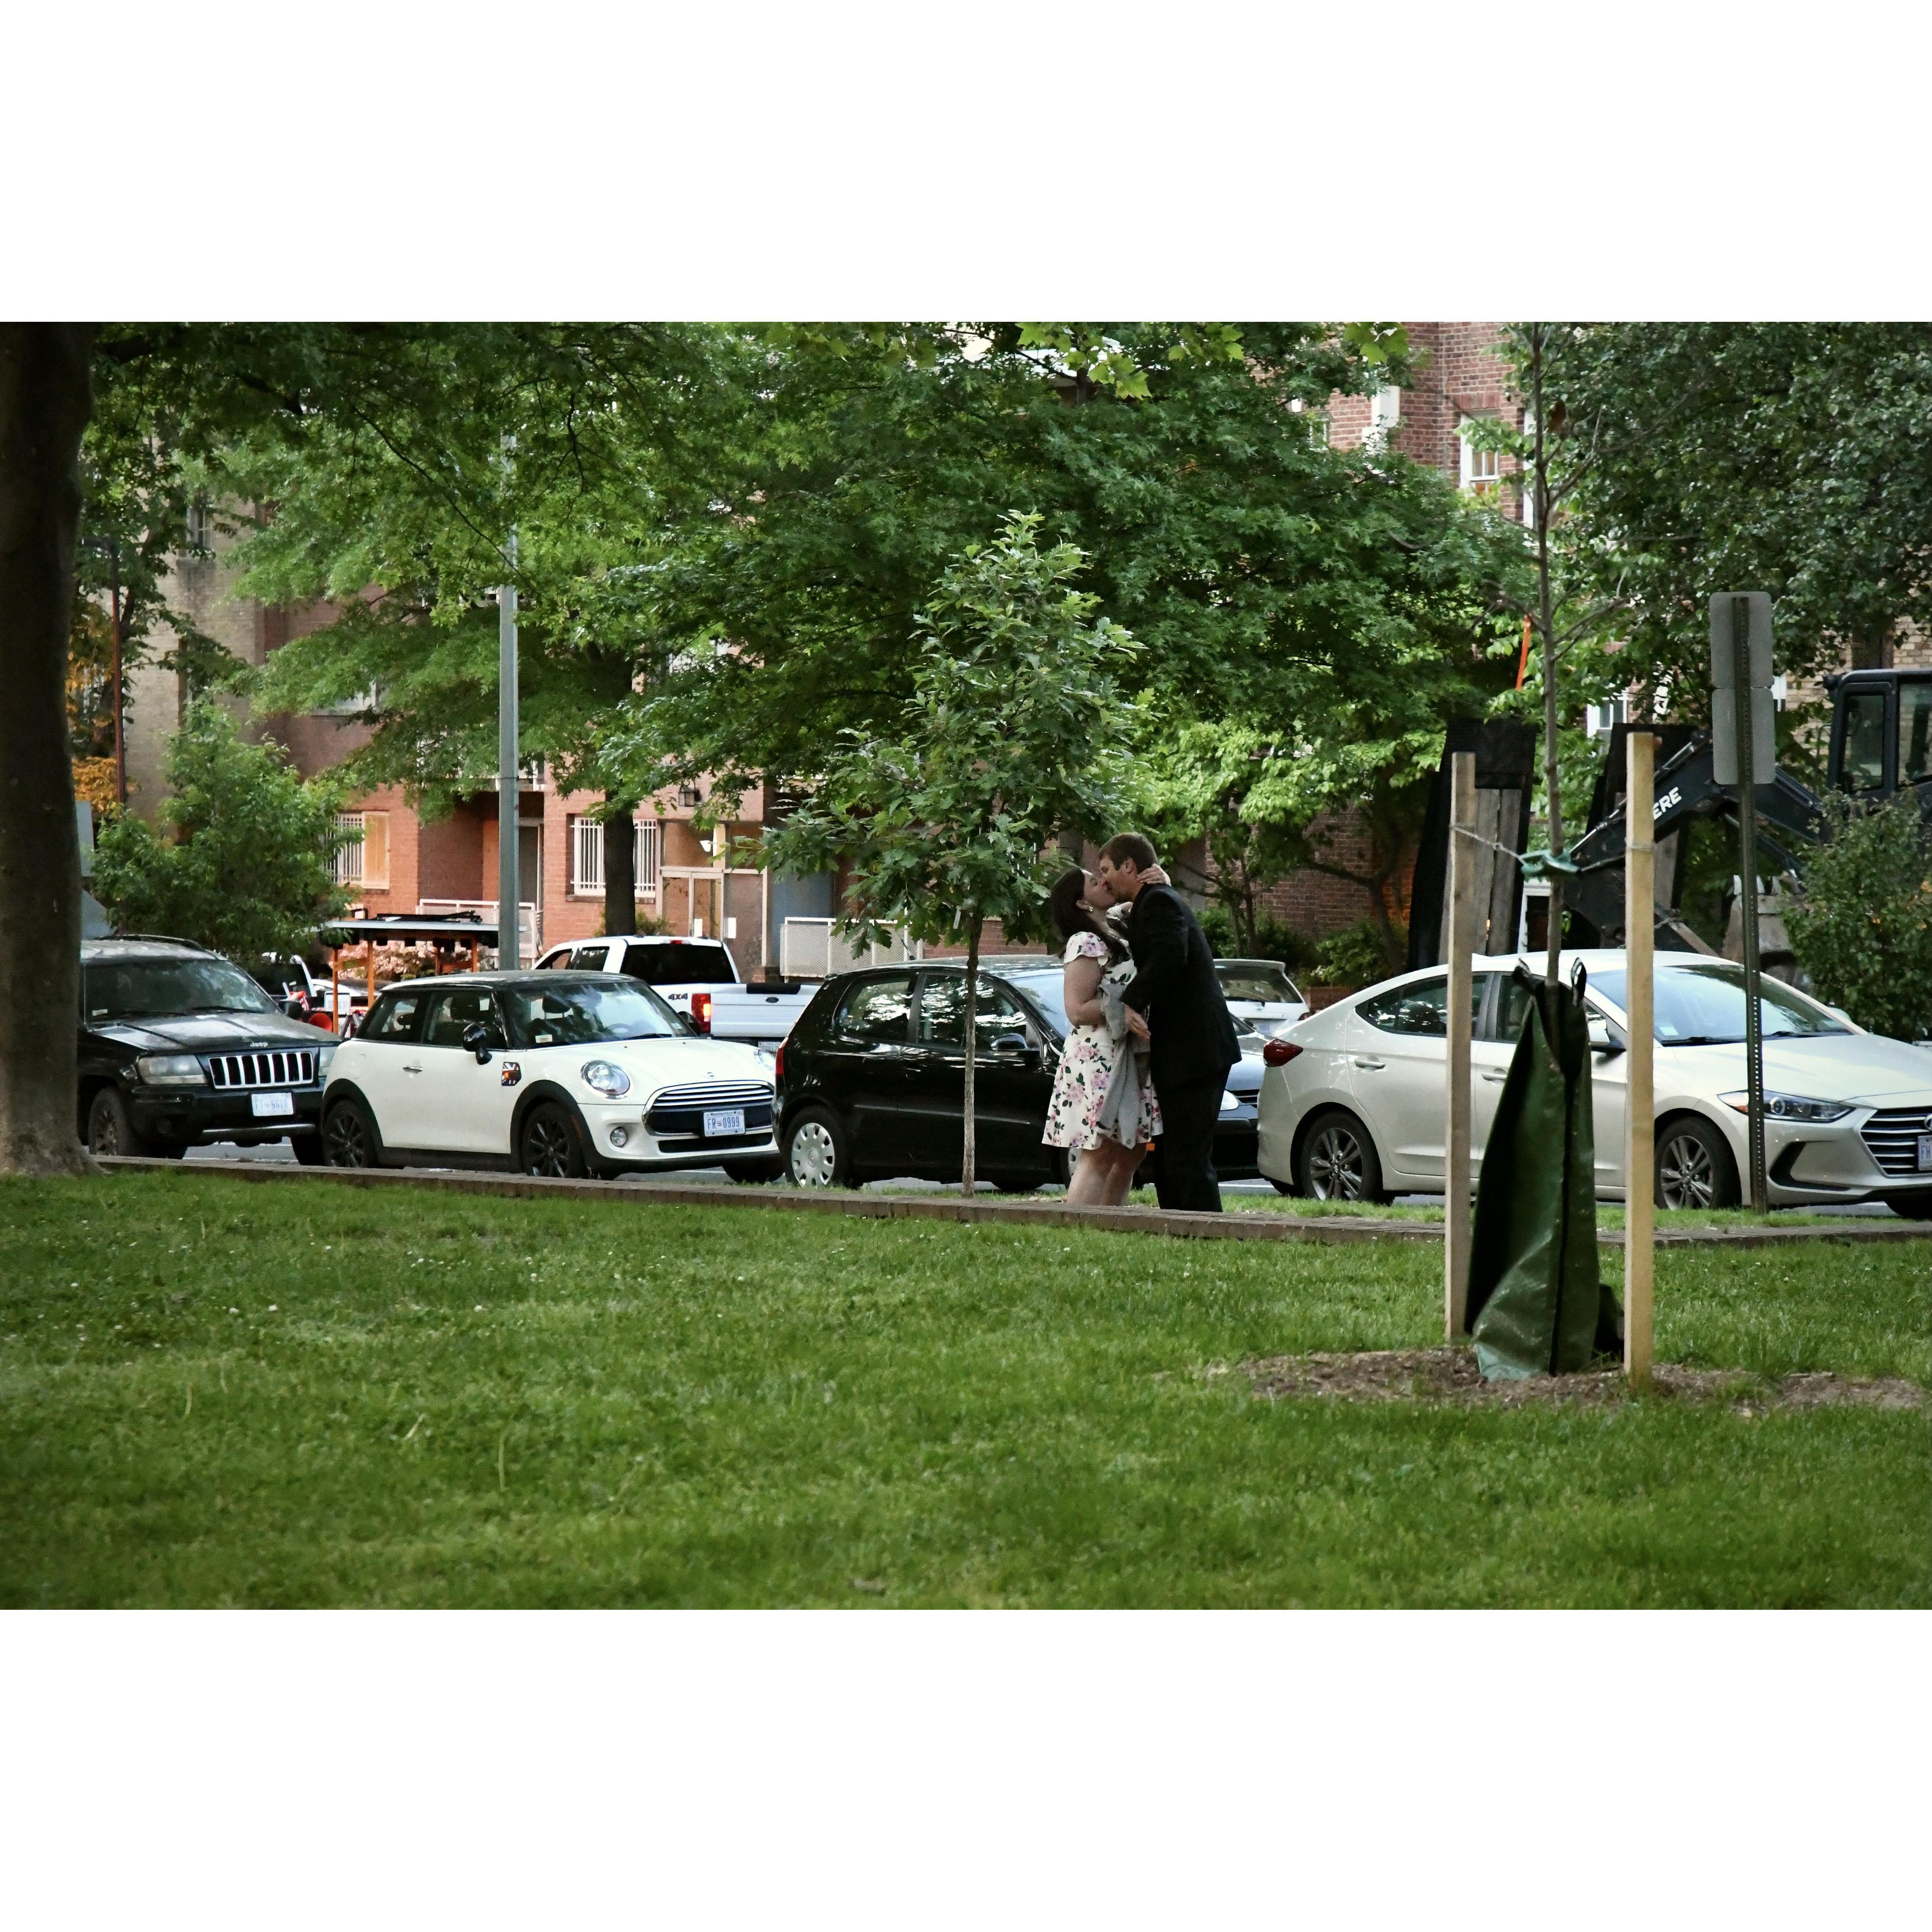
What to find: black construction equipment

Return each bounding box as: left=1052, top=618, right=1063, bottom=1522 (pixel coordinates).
left=1407, top=721, right=1537, bottom=970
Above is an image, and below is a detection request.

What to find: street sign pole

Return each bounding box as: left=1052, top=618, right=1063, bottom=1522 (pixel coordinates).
left=1730, top=595, right=1767, bottom=1211
left=1445, top=751, right=1475, bottom=1339
left=1623, top=731, right=1656, bottom=1387
left=497, top=531, right=520, bottom=971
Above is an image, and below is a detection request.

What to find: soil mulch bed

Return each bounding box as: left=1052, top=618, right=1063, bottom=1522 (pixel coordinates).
left=1235, top=1348, right=1928, bottom=1413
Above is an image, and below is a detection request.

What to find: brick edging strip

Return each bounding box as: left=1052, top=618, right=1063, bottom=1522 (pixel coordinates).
left=94, top=1157, right=1932, bottom=1250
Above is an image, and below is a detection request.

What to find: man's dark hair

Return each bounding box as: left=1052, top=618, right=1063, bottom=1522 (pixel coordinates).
left=1100, top=832, right=1158, bottom=872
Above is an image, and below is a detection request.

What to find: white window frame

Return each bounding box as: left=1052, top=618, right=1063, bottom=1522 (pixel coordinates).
left=570, top=816, right=661, bottom=897
left=1459, top=414, right=1502, bottom=492
left=334, top=812, right=364, bottom=887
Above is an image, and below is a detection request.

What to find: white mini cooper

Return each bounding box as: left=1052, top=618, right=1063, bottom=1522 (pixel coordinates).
left=320, top=972, right=778, bottom=1179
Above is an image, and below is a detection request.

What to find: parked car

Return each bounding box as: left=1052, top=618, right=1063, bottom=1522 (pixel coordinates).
left=319, top=971, right=778, bottom=1179
left=1214, top=958, right=1309, bottom=1038
left=1255, top=948, right=1932, bottom=1216
left=534, top=934, right=749, bottom=1034
left=775, top=961, right=1262, bottom=1191
left=79, top=938, right=337, bottom=1161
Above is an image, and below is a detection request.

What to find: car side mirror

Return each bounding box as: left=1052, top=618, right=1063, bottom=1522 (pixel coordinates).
left=990, top=1033, right=1033, bottom=1058
left=1587, top=1015, right=1626, bottom=1056
left=462, top=1022, right=493, bottom=1064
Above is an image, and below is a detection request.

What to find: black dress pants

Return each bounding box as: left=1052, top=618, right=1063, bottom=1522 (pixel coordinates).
left=1153, top=1072, right=1226, bottom=1213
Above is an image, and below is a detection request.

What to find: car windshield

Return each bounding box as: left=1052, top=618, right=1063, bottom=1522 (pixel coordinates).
left=621, top=942, right=738, bottom=986
left=1591, top=963, right=1852, bottom=1044
left=503, top=980, right=682, bottom=1046
left=995, top=971, right=1071, bottom=1039
left=86, top=958, right=279, bottom=1020
left=1217, top=962, right=1301, bottom=1004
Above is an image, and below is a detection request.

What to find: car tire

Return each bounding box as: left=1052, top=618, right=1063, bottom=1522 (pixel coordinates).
left=291, top=1133, right=326, bottom=1167
left=323, top=1096, right=383, bottom=1168
left=991, top=1175, right=1040, bottom=1195
left=521, top=1101, right=591, bottom=1179
left=784, top=1106, right=851, bottom=1188
left=1266, top=1175, right=1296, bottom=1197
left=724, top=1156, right=785, bottom=1184
left=1296, top=1108, right=1386, bottom=1203
left=86, top=1086, right=151, bottom=1159
left=1655, top=1114, right=1740, bottom=1211
left=1880, top=1190, right=1932, bottom=1222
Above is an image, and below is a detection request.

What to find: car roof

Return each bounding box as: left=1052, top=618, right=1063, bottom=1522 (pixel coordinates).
left=81, top=938, right=219, bottom=960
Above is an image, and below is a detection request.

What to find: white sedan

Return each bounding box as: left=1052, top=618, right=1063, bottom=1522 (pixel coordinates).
left=319, top=972, right=779, bottom=1179
left=1255, top=948, right=1932, bottom=1216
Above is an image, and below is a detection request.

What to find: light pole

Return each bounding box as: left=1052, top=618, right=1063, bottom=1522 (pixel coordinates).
left=497, top=532, right=519, bottom=969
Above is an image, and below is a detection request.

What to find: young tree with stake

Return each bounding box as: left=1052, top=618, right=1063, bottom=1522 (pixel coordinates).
left=765, top=515, right=1136, bottom=1192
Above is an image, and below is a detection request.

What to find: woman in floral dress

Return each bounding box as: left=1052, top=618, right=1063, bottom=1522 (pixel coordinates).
left=1042, top=867, right=1161, bottom=1205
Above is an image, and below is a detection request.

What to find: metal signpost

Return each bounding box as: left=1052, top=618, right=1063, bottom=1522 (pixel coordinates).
left=1709, top=592, right=1775, bottom=1211
left=497, top=533, right=520, bottom=971
left=1444, top=752, right=1476, bottom=1339
left=1623, top=731, right=1657, bottom=1386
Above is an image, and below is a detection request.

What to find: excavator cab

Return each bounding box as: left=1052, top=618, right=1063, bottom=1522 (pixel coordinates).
left=1826, top=668, right=1932, bottom=808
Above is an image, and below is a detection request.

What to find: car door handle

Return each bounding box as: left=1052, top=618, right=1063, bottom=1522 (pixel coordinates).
left=402, top=1062, right=424, bottom=1074
left=1481, top=1071, right=1507, bottom=1083
left=1352, top=1058, right=1386, bottom=1071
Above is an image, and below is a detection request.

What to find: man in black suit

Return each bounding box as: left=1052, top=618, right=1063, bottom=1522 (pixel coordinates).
left=1095, top=832, right=1241, bottom=1213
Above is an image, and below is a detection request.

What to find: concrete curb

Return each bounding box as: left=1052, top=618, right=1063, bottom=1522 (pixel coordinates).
left=96, top=1157, right=1932, bottom=1251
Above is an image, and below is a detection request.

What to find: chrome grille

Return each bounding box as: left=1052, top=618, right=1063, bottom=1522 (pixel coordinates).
left=648, top=1080, right=773, bottom=1112
left=207, top=1048, right=317, bottom=1090
left=1860, top=1107, right=1932, bottom=1178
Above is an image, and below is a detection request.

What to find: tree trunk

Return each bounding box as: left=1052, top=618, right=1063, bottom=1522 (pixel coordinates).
left=0, top=325, right=98, bottom=1176
left=961, top=916, right=979, bottom=1194
left=603, top=803, right=636, bottom=937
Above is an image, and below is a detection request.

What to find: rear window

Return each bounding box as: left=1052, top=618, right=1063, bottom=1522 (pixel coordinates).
left=619, top=941, right=738, bottom=986
left=1216, top=962, right=1302, bottom=1005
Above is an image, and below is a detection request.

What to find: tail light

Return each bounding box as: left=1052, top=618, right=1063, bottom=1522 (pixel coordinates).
left=692, top=990, right=713, bottom=1033
left=773, top=1042, right=785, bottom=1088
left=1262, top=1038, right=1302, bottom=1067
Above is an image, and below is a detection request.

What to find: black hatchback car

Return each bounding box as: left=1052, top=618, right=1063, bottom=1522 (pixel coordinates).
left=774, top=960, right=1262, bottom=1192
left=77, top=939, right=337, bottom=1161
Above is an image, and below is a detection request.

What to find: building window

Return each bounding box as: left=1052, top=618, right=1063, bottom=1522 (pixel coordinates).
left=1365, top=385, right=1401, bottom=450
left=570, top=816, right=660, bottom=895
left=334, top=811, right=389, bottom=890
left=1459, top=415, right=1501, bottom=493
left=184, top=497, right=210, bottom=553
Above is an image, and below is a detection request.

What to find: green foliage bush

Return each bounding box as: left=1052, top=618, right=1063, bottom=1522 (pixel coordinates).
left=1785, top=794, right=1932, bottom=1040
left=92, top=704, right=349, bottom=962
left=1198, top=903, right=1316, bottom=974
left=1312, top=919, right=1401, bottom=988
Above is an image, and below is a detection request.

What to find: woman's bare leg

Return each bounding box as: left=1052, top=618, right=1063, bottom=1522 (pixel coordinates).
left=1098, top=1141, right=1144, bottom=1207
left=1066, top=1146, right=1112, bottom=1205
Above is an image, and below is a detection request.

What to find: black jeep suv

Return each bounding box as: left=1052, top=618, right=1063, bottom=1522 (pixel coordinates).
left=77, top=939, right=337, bottom=1161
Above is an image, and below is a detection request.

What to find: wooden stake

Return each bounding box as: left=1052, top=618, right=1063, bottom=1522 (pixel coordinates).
left=1624, top=731, right=1656, bottom=1388
left=1445, top=751, right=1476, bottom=1339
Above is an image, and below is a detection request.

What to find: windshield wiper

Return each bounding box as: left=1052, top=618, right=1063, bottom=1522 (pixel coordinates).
left=1667, top=1035, right=1745, bottom=1046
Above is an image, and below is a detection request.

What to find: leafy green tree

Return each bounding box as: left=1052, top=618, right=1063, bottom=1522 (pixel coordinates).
left=92, top=703, right=350, bottom=962
left=764, top=516, right=1135, bottom=1190
left=1784, top=795, right=1932, bottom=1041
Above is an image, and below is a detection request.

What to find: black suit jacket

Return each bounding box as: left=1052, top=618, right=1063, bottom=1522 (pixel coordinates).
left=1120, top=884, right=1240, bottom=1092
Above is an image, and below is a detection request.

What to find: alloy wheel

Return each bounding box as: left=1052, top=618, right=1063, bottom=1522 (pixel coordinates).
left=789, top=1119, right=838, bottom=1187
left=1658, top=1131, right=1716, bottom=1210
left=1307, top=1123, right=1366, bottom=1201
left=525, top=1112, right=577, bottom=1178
left=88, top=1107, right=123, bottom=1158
left=324, top=1106, right=370, bottom=1167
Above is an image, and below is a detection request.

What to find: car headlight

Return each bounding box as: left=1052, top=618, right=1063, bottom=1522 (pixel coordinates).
left=581, top=1059, right=631, bottom=1099
left=135, top=1054, right=207, bottom=1088
left=1719, top=1090, right=1853, bottom=1124
left=1220, top=1089, right=1241, bottom=1113
left=315, top=1043, right=339, bottom=1075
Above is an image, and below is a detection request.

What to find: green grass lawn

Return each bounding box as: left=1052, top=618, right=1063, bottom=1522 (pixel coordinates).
left=2, top=1171, right=1926, bottom=1608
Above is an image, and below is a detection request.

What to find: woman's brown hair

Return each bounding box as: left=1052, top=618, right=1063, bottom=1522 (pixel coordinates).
left=1048, top=867, right=1128, bottom=961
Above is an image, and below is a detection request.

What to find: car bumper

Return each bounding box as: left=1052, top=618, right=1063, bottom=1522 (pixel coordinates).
left=1738, top=1108, right=1932, bottom=1207
left=130, top=1085, right=325, bottom=1146
left=579, top=1100, right=778, bottom=1170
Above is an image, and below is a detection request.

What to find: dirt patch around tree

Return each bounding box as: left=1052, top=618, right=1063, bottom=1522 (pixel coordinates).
left=1233, top=1348, right=1928, bottom=1413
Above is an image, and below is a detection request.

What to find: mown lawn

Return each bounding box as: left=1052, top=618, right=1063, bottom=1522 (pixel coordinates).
left=2, top=1171, right=1925, bottom=1607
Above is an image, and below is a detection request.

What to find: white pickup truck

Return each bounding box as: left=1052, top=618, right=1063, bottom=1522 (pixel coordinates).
left=534, top=934, right=816, bottom=1044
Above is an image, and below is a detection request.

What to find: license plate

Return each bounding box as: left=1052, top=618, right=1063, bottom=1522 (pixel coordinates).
left=702, top=1108, right=746, bottom=1138
left=251, top=1091, right=295, bottom=1118
left=1919, top=1134, right=1932, bottom=1172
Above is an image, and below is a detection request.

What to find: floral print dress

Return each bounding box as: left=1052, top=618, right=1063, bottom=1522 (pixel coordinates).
left=1042, top=932, right=1163, bottom=1151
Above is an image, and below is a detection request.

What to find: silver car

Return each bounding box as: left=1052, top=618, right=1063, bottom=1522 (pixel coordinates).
left=1255, top=948, right=1932, bottom=1215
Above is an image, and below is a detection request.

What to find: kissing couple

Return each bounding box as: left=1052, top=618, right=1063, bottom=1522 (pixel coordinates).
left=1041, top=833, right=1241, bottom=1212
